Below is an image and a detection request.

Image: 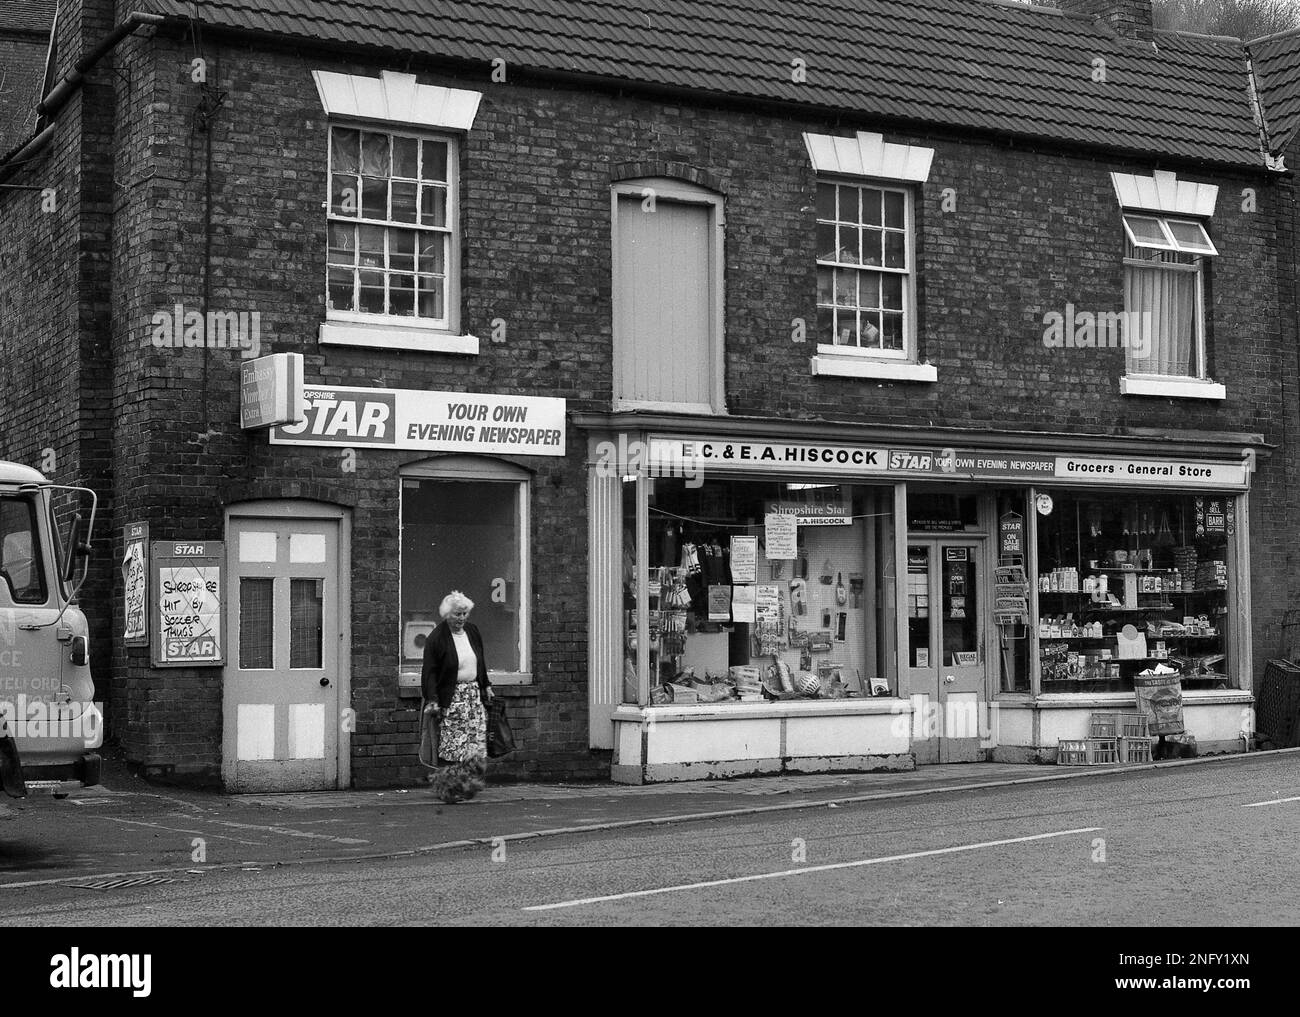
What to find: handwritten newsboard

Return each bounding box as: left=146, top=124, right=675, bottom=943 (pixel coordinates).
left=122, top=522, right=149, bottom=646
left=151, top=541, right=225, bottom=667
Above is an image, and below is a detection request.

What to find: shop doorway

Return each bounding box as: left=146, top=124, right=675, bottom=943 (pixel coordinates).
left=222, top=504, right=350, bottom=792
left=904, top=538, right=988, bottom=764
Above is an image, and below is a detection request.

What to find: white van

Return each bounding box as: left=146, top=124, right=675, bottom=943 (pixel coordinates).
left=0, top=460, right=101, bottom=795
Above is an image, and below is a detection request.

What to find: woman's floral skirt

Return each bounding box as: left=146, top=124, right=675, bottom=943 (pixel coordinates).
left=434, top=682, right=487, bottom=803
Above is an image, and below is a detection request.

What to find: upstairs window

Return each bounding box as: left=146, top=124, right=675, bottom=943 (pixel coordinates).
left=816, top=181, right=912, bottom=357
left=611, top=178, right=725, bottom=413
left=326, top=126, right=455, bottom=329
left=312, top=70, right=481, bottom=352
left=1122, top=214, right=1217, bottom=379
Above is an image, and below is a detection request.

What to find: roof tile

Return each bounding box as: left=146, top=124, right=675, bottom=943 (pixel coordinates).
left=140, top=0, right=1276, bottom=168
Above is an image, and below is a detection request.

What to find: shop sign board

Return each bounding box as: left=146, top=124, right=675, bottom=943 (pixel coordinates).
left=1053, top=457, right=1246, bottom=488
left=270, top=387, right=566, bottom=456
left=648, top=436, right=1249, bottom=489
left=764, top=499, right=850, bottom=525
left=240, top=353, right=304, bottom=429
left=122, top=522, right=149, bottom=646
left=649, top=438, right=891, bottom=476
left=151, top=541, right=224, bottom=667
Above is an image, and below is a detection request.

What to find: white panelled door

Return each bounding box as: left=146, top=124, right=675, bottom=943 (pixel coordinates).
left=223, top=513, right=343, bottom=792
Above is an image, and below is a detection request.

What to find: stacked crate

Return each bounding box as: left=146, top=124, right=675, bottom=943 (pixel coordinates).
left=1057, top=712, right=1153, bottom=765
left=1117, top=712, right=1153, bottom=762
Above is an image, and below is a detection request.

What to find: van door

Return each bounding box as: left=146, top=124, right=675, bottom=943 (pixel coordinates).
left=1, top=494, right=65, bottom=765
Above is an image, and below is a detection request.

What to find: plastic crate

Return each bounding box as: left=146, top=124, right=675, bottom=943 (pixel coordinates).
left=1118, top=735, right=1154, bottom=763
left=1086, top=737, right=1119, bottom=764
left=1057, top=739, right=1089, bottom=765
left=1118, top=712, right=1150, bottom=738
left=1257, top=660, right=1300, bottom=748
left=1089, top=712, right=1120, bottom=738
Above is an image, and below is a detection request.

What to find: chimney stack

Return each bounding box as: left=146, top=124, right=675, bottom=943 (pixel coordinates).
left=1055, top=1, right=1154, bottom=40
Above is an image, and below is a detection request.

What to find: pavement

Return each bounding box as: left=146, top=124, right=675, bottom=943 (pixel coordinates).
left=1, top=747, right=1296, bottom=888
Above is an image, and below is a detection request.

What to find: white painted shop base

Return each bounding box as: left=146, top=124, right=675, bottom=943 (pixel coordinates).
left=608, top=692, right=1254, bottom=783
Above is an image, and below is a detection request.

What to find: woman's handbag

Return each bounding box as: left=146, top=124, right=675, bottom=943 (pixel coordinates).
left=418, top=701, right=441, bottom=769
left=486, top=698, right=517, bottom=758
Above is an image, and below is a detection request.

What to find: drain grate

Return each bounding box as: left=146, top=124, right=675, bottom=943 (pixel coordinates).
left=70, top=876, right=176, bottom=891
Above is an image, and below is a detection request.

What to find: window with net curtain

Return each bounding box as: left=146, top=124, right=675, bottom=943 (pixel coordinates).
left=1122, top=214, right=1218, bottom=378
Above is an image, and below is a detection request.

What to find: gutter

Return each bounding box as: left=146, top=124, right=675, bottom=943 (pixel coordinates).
left=0, top=11, right=165, bottom=183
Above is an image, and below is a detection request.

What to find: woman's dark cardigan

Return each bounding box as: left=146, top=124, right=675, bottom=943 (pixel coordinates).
left=421, top=621, right=491, bottom=710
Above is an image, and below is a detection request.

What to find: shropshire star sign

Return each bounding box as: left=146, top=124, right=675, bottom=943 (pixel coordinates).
left=269, top=386, right=566, bottom=456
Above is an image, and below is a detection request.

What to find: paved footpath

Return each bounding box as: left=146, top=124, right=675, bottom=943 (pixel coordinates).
left=1, top=750, right=1295, bottom=888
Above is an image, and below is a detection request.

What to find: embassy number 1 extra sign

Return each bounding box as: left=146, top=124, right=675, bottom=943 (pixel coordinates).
left=151, top=541, right=225, bottom=667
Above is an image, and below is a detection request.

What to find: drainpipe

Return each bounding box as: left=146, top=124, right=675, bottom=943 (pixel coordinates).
left=0, top=11, right=166, bottom=182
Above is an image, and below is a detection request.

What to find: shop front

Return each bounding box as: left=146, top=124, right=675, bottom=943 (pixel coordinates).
left=581, top=415, right=1257, bottom=783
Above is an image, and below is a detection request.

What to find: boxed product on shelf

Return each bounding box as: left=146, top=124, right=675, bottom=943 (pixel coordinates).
left=1194, top=560, right=1227, bottom=589
left=1114, top=626, right=1148, bottom=659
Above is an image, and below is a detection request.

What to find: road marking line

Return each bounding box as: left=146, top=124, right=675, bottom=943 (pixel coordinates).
left=523, top=826, right=1102, bottom=912
left=203, top=818, right=369, bottom=845
left=84, top=816, right=266, bottom=846
left=1242, top=795, right=1300, bottom=808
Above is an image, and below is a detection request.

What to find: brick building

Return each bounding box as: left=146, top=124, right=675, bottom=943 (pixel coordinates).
left=2, top=0, right=1299, bottom=788
left=0, top=0, right=53, bottom=156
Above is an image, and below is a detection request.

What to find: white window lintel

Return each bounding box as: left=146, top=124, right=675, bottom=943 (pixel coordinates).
left=312, top=69, right=482, bottom=131
left=803, top=131, right=934, bottom=183
left=1111, top=169, right=1218, bottom=218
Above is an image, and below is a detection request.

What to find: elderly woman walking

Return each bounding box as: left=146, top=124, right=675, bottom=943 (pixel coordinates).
left=421, top=590, right=494, bottom=803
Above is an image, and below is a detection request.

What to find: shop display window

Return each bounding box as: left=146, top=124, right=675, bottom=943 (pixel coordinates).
left=400, top=466, right=527, bottom=675
left=622, top=477, right=895, bottom=705
left=1035, top=490, right=1234, bottom=692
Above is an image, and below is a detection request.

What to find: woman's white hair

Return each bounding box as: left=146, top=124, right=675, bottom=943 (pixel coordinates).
left=439, top=590, right=475, bottom=618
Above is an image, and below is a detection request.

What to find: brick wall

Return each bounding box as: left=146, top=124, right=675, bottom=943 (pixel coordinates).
left=5, top=14, right=1295, bottom=783
left=0, top=0, right=118, bottom=712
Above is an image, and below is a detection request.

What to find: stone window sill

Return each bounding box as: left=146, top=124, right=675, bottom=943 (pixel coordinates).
left=811, top=356, right=937, bottom=382
left=1120, top=376, right=1225, bottom=400
left=320, top=319, right=479, bottom=355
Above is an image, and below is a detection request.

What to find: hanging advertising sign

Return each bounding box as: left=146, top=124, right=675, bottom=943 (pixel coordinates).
left=122, top=522, right=149, bottom=646
left=270, top=387, right=566, bottom=456
left=999, top=511, right=1024, bottom=556
left=151, top=541, right=224, bottom=667
left=240, top=353, right=305, bottom=430
left=763, top=499, right=851, bottom=525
